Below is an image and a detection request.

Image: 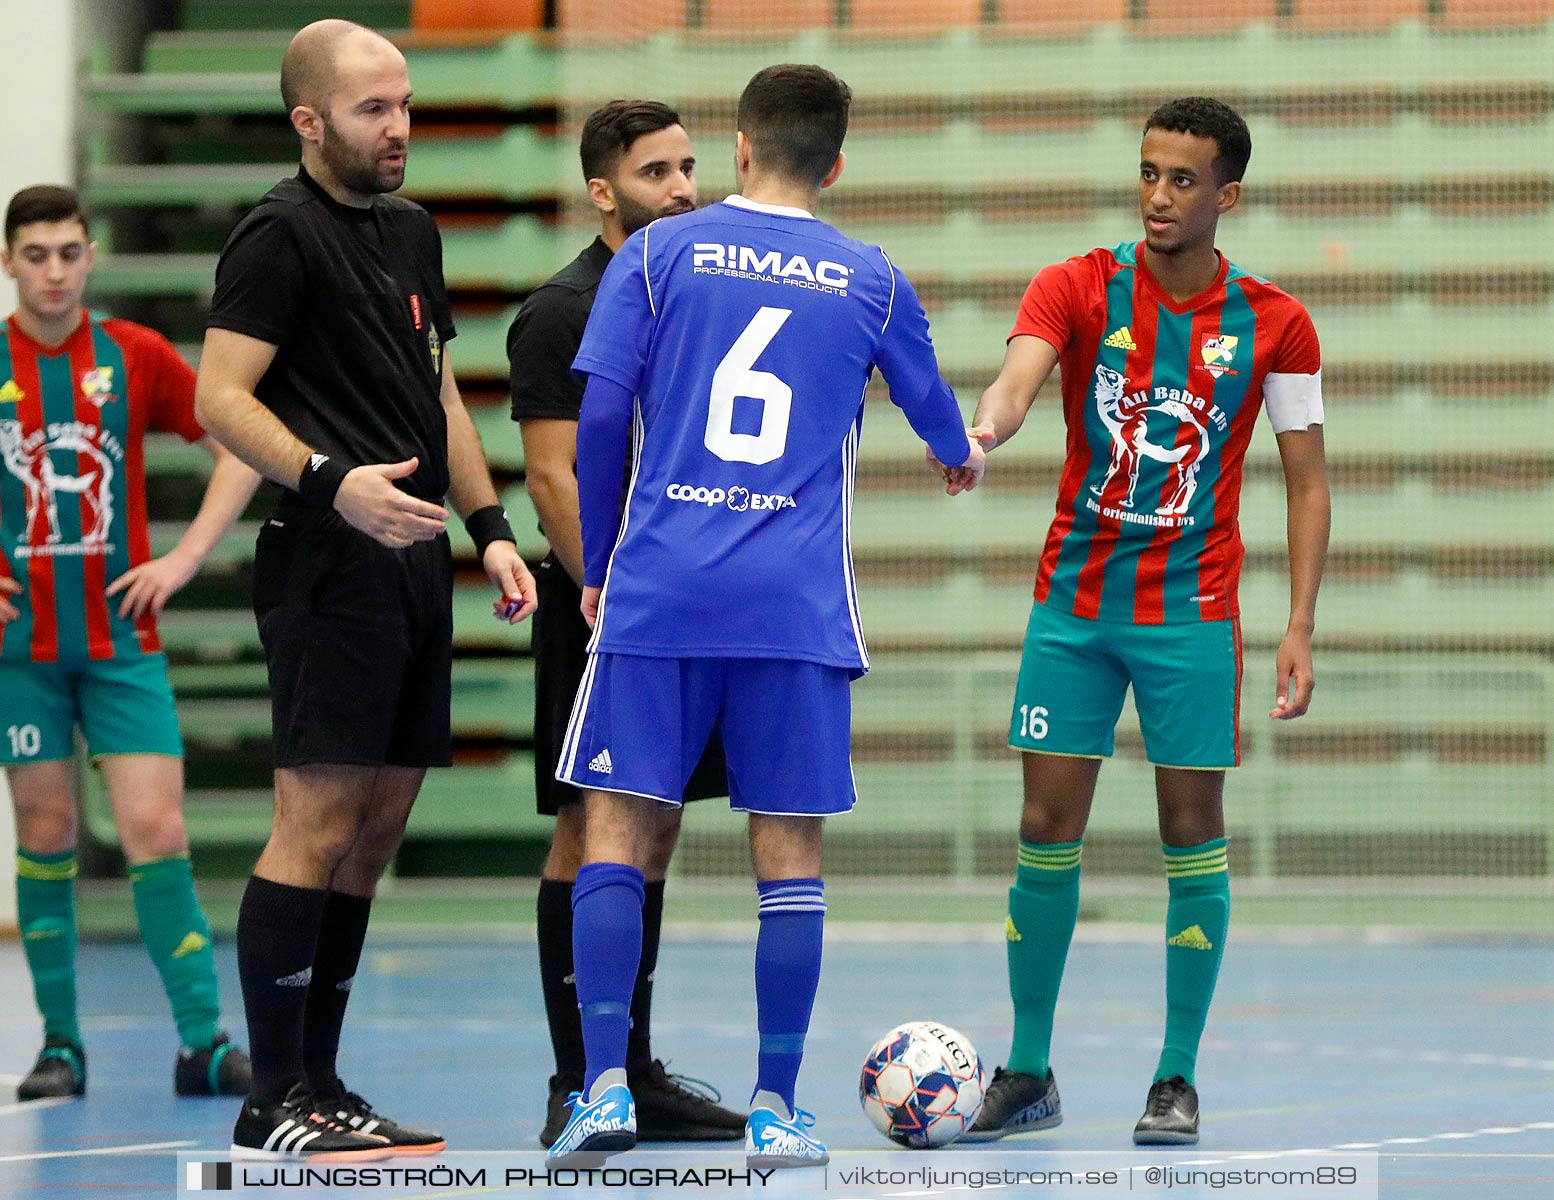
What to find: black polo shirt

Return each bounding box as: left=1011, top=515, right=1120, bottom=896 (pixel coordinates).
left=507, top=236, right=612, bottom=424
left=208, top=167, right=455, bottom=502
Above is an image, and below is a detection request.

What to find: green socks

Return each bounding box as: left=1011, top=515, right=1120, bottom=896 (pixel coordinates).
left=17, top=850, right=81, bottom=1046
left=130, top=854, right=222, bottom=1051
left=1157, top=837, right=1231, bottom=1085
left=1005, top=840, right=1082, bottom=1078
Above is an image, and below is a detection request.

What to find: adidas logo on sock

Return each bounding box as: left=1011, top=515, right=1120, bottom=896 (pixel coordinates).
left=275, top=967, right=314, bottom=987
left=172, top=931, right=209, bottom=959
left=588, top=749, right=613, bottom=775
left=1167, top=924, right=1214, bottom=951
left=1005, top=915, right=1022, bottom=943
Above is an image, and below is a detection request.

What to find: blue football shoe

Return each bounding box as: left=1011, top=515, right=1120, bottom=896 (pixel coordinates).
left=546, top=1069, right=636, bottom=1167
left=745, top=1101, right=828, bottom=1168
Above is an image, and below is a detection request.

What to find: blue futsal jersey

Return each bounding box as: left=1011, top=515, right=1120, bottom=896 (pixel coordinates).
left=573, top=195, right=971, bottom=673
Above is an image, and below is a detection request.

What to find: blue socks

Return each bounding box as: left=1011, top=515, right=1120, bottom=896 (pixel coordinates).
left=754, top=878, right=826, bottom=1112
left=571, top=862, right=645, bottom=1095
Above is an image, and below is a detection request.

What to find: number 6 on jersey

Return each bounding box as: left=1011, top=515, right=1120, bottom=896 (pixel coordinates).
left=705, top=306, right=793, bottom=465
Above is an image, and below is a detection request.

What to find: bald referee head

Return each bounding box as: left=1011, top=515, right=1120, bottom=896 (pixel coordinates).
left=281, top=20, right=411, bottom=202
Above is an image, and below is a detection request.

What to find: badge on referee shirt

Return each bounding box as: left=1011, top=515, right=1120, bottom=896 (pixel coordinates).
left=428, top=323, right=442, bottom=374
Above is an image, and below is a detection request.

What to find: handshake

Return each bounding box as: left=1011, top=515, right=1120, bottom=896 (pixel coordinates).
left=928, top=424, right=998, bottom=496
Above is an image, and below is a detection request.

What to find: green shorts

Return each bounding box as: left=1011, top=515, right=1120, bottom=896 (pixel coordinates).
left=1008, top=601, right=1242, bottom=769
left=0, top=653, right=184, bottom=765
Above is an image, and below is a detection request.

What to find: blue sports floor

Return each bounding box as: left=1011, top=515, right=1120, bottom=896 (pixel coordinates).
left=1, top=929, right=1550, bottom=1198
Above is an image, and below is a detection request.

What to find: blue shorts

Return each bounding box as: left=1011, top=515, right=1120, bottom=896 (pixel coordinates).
left=556, top=653, right=856, bottom=816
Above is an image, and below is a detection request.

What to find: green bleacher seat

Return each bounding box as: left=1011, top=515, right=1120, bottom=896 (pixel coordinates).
left=178, top=1, right=410, bottom=32
left=82, top=31, right=555, bottom=117
left=83, top=161, right=553, bottom=209
left=855, top=391, right=1554, bottom=464
left=409, top=757, right=550, bottom=837
left=853, top=568, right=1554, bottom=652
left=846, top=476, right=1554, bottom=558
left=836, top=208, right=1554, bottom=283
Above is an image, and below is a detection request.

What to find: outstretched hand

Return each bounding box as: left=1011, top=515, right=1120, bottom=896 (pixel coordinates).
left=333, top=457, right=448, bottom=549
left=0, top=576, right=22, bottom=625
left=927, top=425, right=996, bottom=495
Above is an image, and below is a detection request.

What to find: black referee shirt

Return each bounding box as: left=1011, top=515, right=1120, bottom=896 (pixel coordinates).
left=507, top=236, right=612, bottom=424
left=208, top=167, right=456, bottom=502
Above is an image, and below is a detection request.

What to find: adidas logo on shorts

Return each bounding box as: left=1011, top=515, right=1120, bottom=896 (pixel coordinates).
left=588, top=749, right=613, bottom=775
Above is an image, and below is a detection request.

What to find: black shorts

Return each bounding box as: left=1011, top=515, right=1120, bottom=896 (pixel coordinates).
left=253, top=505, right=453, bottom=769
left=532, top=553, right=727, bottom=815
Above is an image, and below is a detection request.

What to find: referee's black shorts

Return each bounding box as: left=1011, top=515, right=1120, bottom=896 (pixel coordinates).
left=533, top=553, right=727, bottom=815
left=253, top=505, right=453, bottom=770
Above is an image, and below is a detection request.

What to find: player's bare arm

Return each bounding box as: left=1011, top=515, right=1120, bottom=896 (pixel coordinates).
left=519, top=418, right=585, bottom=586
left=971, top=334, right=1060, bottom=451
left=440, top=352, right=538, bottom=623
left=929, top=334, right=1057, bottom=495
left=1270, top=424, right=1330, bottom=720
left=106, top=439, right=263, bottom=620
left=196, top=326, right=448, bottom=549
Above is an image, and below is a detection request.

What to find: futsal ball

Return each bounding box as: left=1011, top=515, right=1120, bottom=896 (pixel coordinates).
left=859, top=1020, right=985, bottom=1148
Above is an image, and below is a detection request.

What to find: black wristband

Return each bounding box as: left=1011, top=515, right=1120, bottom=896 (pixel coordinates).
left=296, top=452, right=352, bottom=509
left=466, top=504, right=517, bottom=559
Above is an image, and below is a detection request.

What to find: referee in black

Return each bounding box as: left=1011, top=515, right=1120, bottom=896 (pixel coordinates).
left=510, top=100, right=743, bottom=1147
left=196, top=20, right=536, bottom=1160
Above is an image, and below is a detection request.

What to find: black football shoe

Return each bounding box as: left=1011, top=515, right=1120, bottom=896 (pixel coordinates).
left=1133, top=1075, right=1200, bottom=1146
left=230, top=1084, right=393, bottom=1161
left=630, top=1059, right=745, bottom=1141
left=17, top=1036, right=85, bottom=1101
left=541, top=1071, right=585, bottom=1148
left=175, top=1032, right=252, bottom=1096
left=961, top=1066, right=1062, bottom=1142
left=314, top=1080, right=448, bottom=1155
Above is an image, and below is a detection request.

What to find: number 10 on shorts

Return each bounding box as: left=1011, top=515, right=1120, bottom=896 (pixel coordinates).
left=1018, top=705, right=1049, bottom=741
left=8, top=724, right=41, bottom=757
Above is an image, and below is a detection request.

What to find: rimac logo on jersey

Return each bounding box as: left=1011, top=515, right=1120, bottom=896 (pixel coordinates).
left=692, top=244, right=852, bottom=296
left=666, top=483, right=796, bottom=512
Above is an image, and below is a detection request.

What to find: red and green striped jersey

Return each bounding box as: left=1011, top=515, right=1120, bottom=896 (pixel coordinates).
left=1010, top=242, right=1321, bottom=625
left=0, top=310, right=204, bottom=663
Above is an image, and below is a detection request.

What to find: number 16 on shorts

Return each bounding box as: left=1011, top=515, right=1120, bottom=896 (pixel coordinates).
left=1016, top=705, right=1049, bottom=742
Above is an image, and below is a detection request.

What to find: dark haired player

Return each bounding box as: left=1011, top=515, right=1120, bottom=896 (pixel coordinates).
left=509, top=99, right=742, bottom=1147
left=196, top=20, right=536, bottom=1160
left=548, top=64, right=985, bottom=1168
left=956, top=96, right=1330, bottom=1146
left=0, top=185, right=257, bottom=1101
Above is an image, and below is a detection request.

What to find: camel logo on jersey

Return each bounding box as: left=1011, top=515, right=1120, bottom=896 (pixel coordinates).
left=1198, top=334, right=1239, bottom=379
left=1086, top=366, right=1229, bottom=528
left=0, top=418, right=124, bottom=558
left=80, top=366, right=118, bottom=407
